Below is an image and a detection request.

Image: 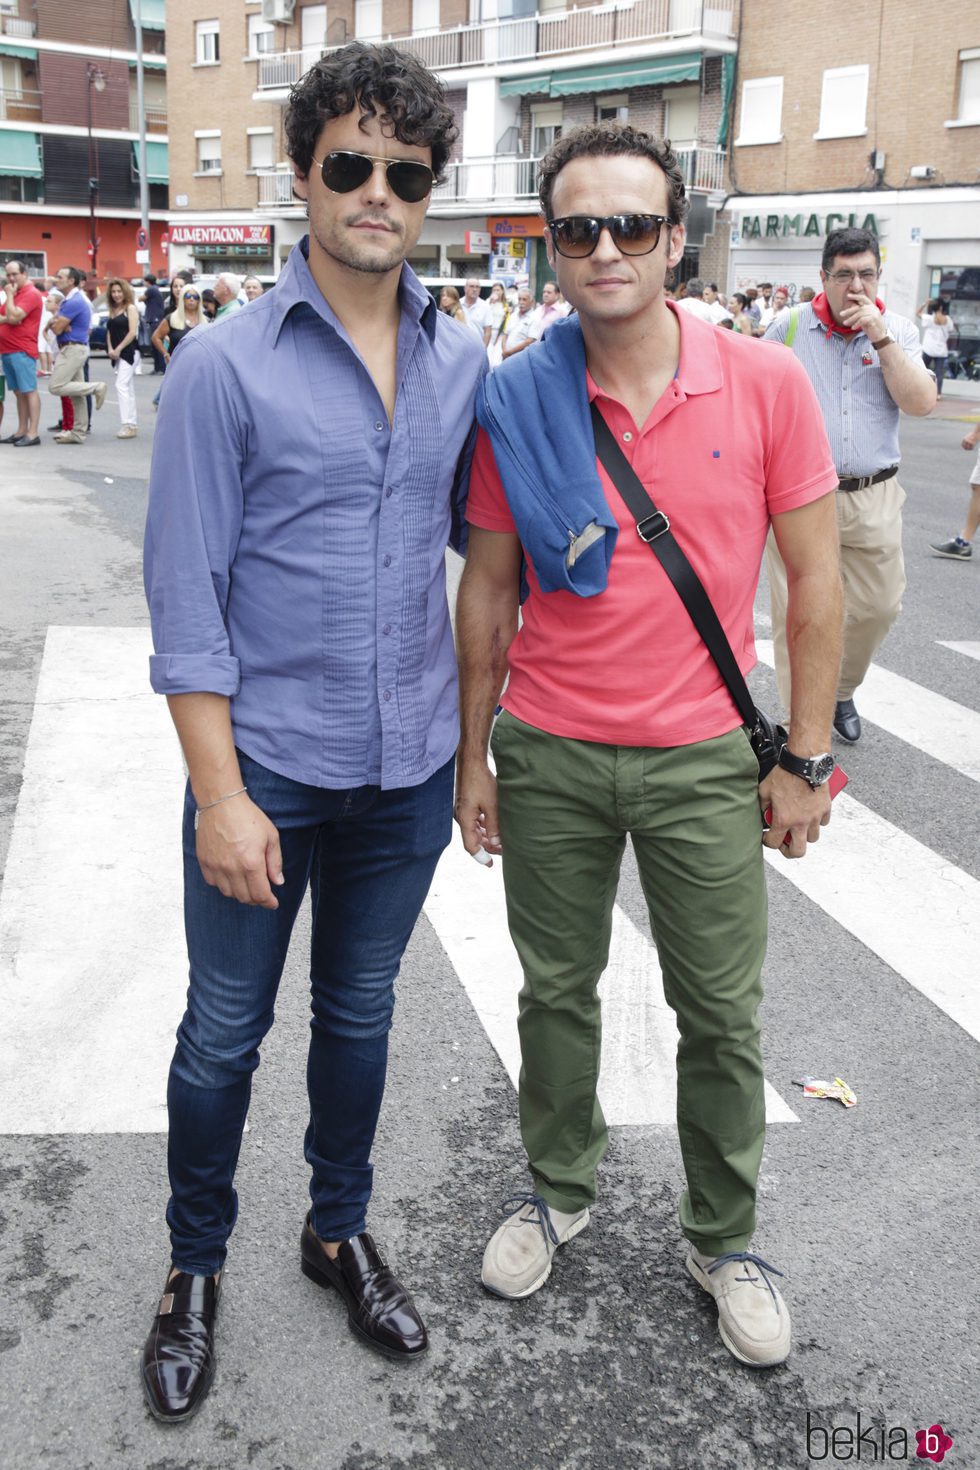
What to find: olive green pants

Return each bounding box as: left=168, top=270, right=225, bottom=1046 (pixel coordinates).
left=490, top=713, right=769, bottom=1257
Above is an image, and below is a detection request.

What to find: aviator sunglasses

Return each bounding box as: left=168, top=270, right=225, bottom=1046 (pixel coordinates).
left=312, top=150, right=436, bottom=204
left=547, top=213, right=674, bottom=259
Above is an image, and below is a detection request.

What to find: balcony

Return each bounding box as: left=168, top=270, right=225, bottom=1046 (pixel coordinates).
left=256, top=1, right=735, bottom=93
left=129, top=100, right=168, bottom=133
left=0, top=87, right=41, bottom=123
left=0, top=14, right=36, bottom=39
left=675, top=143, right=726, bottom=193
left=257, top=166, right=297, bottom=207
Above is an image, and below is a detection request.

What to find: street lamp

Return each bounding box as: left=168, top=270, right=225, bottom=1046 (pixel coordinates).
left=85, top=63, right=106, bottom=277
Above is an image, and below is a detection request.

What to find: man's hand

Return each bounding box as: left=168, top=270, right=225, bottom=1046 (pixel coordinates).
left=454, top=755, right=502, bottom=867
left=963, top=431, right=980, bottom=451
left=195, top=794, right=285, bottom=908
left=758, top=765, right=831, bottom=860
left=837, top=290, right=885, bottom=340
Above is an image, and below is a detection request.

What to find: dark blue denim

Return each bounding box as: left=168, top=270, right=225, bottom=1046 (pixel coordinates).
left=166, top=750, right=453, bottom=1275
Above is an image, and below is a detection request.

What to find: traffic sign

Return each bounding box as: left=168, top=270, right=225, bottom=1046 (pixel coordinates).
left=136, top=227, right=148, bottom=250
left=135, top=249, right=150, bottom=264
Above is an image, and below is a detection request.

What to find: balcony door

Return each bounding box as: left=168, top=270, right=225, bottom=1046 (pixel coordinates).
left=301, top=4, right=327, bottom=66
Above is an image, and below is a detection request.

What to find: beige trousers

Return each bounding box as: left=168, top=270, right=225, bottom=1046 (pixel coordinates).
left=767, top=476, right=906, bottom=712
left=48, top=342, right=97, bottom=397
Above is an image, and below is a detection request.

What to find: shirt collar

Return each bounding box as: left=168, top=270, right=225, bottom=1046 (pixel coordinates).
left=269, top=235, right=438, bottom=346
left=586, top=297, right=724, bottom=402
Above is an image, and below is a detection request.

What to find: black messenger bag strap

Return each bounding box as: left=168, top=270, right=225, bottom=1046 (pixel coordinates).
left=590, top=402, right=758, bottom=731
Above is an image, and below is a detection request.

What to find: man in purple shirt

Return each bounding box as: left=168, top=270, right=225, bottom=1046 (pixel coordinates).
left=141, top=43, right=485, bottom=1424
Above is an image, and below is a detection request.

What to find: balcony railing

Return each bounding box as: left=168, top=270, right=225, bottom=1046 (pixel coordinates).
left=432, top=154, right=539, bottom=205
left=257, top=1, right=734, bottom=91
left=0, top=14, right=36, bottom=38
left=675, top=143, right=726, bottom=193
left=129, top=101, right=168, bottom=133
left=257, top=166, right=296, bottom=207
left=0, top=86, right=41, bottom=122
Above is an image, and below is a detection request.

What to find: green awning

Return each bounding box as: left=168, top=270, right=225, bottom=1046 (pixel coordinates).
left=717, top=53, right=735, bottom=149
left=133, top=139, right=168, bottom=183
left=138, top=56, right=167, bottom=68
left=129, top=0, right=165, bottom=31
left=0, top=41, right=38, bottom=60
left=0, top=128, right=42, bottom=178
left=549, top=53, right=701, bottom=96
left=500, top=72, right=552, bottom=98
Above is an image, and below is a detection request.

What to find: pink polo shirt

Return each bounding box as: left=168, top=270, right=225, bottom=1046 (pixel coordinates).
left=466, top=305, right=838, bottom=748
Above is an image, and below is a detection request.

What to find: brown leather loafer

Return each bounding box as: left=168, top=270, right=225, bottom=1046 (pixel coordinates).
left=300, top=1215, right=428, bottom=1360
left=141, top=1270, right=219, bottom=1422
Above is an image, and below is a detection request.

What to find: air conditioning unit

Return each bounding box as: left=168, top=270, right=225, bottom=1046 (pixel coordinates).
left=261, top=0, right=296, bottom=22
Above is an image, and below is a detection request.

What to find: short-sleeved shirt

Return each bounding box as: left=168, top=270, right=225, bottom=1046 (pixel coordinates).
left=502, top=309, right=541, bottom=354
left=467, top=305, right=838, bottom=748
left=0, top=281, right=44, bottom=359
left=765, top=303, right=924, bottom=477
left=57, top=290, right=92, bottom=346
left=460, top=296, right=490, bottom=340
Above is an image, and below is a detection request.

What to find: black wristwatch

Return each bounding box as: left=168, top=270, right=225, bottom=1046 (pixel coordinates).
left=777, top=747, right=836, bottom=788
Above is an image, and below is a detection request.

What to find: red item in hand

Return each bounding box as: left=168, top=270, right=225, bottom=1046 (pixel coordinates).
left=764, top=765, right=848, bottom=845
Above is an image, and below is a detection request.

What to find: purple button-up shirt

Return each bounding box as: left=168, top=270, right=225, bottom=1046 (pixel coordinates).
left=144, top=238, right=485, bottom=790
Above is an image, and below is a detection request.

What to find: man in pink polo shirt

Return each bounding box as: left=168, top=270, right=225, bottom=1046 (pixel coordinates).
left=454, top=123, right=843, bottom=1369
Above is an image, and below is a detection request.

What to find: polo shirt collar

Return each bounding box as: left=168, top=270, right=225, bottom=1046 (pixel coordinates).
left=585, top=296, right=724, bottom=404
left=270, top=234, right=438, bottom=345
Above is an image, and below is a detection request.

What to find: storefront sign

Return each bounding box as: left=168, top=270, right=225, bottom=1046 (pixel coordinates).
left=739, top=212, right=880, bottom=241
left=487, top=216, right=546, bottom=238
left=170, top=224, right=272, bottom=246
left=465, top=230, right=492, bottom=254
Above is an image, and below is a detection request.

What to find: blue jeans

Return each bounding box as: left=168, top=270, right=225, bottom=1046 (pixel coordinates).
left=166, top=750, right=453, bottom=1275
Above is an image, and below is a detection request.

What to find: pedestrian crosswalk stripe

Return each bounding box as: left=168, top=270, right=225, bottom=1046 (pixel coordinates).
left=938, top=640, right=980, bottom=664
left=755, top=640, right=980, bottom=782
left=765, top=792, right=979, bottom=1044
left=0, top=627, right=185, bottom=1133
left=424, top=835, right=799, bottom=1126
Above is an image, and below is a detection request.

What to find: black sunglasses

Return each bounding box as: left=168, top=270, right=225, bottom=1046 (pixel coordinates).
left=547, top=214, right=674, bottom=259
left=312, top=150, right=435, bottom=204
left=183, top=293, right=201, bottom=301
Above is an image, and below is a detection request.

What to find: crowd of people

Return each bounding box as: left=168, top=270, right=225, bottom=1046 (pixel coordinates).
left=0, top=265, right=266, bottom=447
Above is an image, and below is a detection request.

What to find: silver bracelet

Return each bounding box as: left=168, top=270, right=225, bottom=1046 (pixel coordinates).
left=193, top=786, right=247, bottom=830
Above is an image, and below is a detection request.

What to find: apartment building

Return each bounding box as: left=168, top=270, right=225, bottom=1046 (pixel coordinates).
left=724, top=0, right=980, bottom=383
left=165, top=0, right=737, bottom=289
left=0, top=0, right=169, bottom=281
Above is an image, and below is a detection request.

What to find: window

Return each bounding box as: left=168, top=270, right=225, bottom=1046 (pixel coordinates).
left=953, top=50, right=980, bottom=124
left=355, top=0, right=382, bottom=38
left=195, top=19, right=220, bottom=64
left=413, top=0, right=439, bottom=28
left=735, top=76, right=782, bottom=146
left=815, top=65, right=869, bottom=139
left=664, top=83, right=699, bottom=146
left=248, top=128, right=275, bottom=170
left=0, top=56, right=23, bottom=98
left=248, top=14, right=275, bottom=55
left=195, top=131, right=222, bottom=172
left=596, top=93, right=628, bottom=125
left=301, top=4, right=327, bottom=62
left=531, top=102, right=562, bottom=157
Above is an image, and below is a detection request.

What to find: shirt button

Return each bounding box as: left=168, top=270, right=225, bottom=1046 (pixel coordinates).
left=383, top=623, right=391, bottom=635
left=383, top=554, right=391, bottom=567
left=383, top=689, right=392, bottom=702
left=622, top=430, right=633, bottom=443
left=374, top=421, right=385, bottom=432
left=385, top=487, right=392, bottom=498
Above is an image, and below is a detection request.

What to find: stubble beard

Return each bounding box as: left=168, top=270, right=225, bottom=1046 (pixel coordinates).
left=310, top=211, right=409, bottom=277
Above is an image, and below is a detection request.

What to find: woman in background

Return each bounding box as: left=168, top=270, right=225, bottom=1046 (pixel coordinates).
left=916, top=299, right=952, bottom=400
left=486, top=281, right=509, bottom=366
left=105, top=277, right=140, bottom=438
left=439, top=286, right=466, bottom=326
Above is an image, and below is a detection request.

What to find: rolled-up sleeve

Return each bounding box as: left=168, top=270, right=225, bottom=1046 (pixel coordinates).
left=143, top=332, right=246, bottom=695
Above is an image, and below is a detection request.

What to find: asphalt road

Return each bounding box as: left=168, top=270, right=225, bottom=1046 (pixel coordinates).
left=0, top=360, right=977, bottom=1470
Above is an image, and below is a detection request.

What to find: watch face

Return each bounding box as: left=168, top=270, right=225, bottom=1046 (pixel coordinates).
left=812, top=754, right=836, bottom=785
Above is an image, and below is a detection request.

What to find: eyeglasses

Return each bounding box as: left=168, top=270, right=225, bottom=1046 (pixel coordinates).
left=311, top=150, right=435, bottom=204
left=826, top=268, right=879, bottom=284
left=547, top=214, right=674, bottom=259
left=183, top=293, right=201, bottom=301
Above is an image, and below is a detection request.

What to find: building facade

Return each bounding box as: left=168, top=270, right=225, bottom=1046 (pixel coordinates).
left=724, top=0, right=980, bottom=389
left=0, top=0, right=169, bottom=281
left=164, top=0, right=737, bottom=290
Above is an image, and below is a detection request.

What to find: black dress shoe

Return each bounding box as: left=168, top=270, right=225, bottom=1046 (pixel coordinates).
left=300, top=1216, right=428, bottom=1360
left=833, top=699, right=862, bottom=743
left=141, top=1270, right=219, bottom=1422
left=1, top=433, right=24, bottom=444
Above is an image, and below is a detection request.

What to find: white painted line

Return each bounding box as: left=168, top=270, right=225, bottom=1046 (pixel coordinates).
left=0, top=627, right=187, bottom=1133
left=938, top=640, right=980, bottom=665
left=425, top=837, right=798, bottom=1126
left=756, top=640, right=980, bottom=782
left=765, top=792, right=980, bottom=1043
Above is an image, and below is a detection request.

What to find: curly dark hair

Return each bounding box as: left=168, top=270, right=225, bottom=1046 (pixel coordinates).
left=537, top=122, right=690, bottom=226
left=285, top=41, right=457, bottom=183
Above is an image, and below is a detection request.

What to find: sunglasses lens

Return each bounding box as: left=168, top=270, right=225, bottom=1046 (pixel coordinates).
left=385, top=160, right=434, bottom=203
left=320, top=151, right=374, bottom=193
left=552, top=218, right=599, bottom=258
left=613, top=215, right=662, bottom=254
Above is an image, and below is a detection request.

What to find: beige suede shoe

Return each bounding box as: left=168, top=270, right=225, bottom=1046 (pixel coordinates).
left=686, top=1247, right=792, bottom=1367
left=93, top=382, right=108, bottom=410
left=481, top=1193, right=590, bottom=1299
